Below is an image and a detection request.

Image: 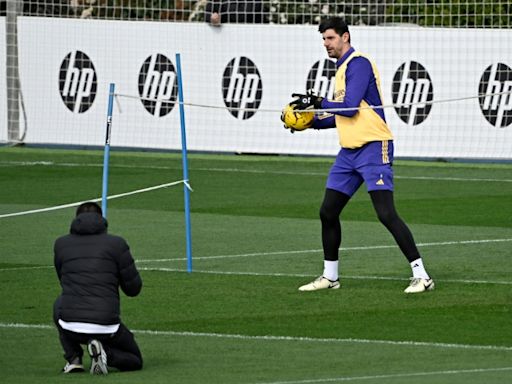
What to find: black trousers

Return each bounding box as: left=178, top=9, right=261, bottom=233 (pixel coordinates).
left=53, top=297, right=143, bottom=371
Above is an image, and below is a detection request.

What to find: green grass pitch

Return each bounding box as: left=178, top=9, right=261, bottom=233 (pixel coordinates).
left=0, top=147, right=511, bottom=383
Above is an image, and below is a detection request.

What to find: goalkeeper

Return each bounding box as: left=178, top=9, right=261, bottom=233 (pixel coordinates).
left=290, top=17, right=434, bottom=293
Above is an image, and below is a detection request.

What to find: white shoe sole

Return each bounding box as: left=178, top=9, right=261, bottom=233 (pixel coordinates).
left=88, top=340, right=108, bottom=375
left=404, top=279, right=435, bottom=293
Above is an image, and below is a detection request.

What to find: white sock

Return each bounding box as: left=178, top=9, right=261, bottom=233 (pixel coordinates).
left=323, top=260, right=339, bottom=281
left=410, top=258, right=430, bottom=279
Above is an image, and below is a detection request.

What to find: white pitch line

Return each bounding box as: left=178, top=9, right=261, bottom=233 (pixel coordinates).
left=0, top=265, right=510, bottom=285
left=138, top=267, right=512, bottom=286
left=1, top=322, right=511, bottom=352
left=138, top=238, right=512, bottom=262
left=252, top=367, right=512, bottom=384
left=0, top=266, right=52, bottom=272
left=395, top=175, right=512, bottom=183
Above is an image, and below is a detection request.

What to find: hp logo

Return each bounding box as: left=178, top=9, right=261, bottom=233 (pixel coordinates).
left=58, top=51, right=97, bottom=113
left=222, top=57, right=262, bottom=119
left=392, top=61, right=433, bottom=125
left=478, top=63, right=512, bottom=128
left=138, top=54, right=178, bottom=117
left=306, top=59, right=336, bottom=98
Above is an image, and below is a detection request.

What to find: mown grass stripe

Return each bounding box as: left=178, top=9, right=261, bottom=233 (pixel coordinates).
left=1, top=160, right=511, bottom=182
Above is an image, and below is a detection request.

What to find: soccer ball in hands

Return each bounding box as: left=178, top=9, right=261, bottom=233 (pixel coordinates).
left=281, top=104, right=314, bottom=131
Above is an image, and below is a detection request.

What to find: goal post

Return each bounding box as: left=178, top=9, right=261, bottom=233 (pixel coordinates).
left=101, top=83, right=115, bottom=218
left=100, top=76, right=194, bottom=271
left=175, top=52, right=193, bottom=273
left=5, top=0, right=22, bottom=143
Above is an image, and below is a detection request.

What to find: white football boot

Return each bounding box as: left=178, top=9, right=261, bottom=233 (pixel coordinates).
left=404, top=277, right=435, bottom=293
left=298, top=276, right=340, bottom=291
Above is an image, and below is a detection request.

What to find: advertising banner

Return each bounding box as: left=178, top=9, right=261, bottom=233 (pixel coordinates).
left=16, top=18, right=512, bottom=159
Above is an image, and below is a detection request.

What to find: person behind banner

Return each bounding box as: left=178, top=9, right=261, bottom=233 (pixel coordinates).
left=53, top=201, right=143, bottom=374
left=205, top=0, right=268, bottom=25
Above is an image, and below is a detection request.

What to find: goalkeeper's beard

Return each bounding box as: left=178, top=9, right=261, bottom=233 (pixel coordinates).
left=326, top=48, right=336, bottom=58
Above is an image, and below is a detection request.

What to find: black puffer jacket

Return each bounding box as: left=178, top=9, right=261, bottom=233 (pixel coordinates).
left=54, top=212, right=142, bottom=325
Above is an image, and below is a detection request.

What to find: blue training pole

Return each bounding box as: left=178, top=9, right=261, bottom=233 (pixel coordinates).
left=175, top=53, right=193, bottom=273
left=101, top=83, right=115, bottom=219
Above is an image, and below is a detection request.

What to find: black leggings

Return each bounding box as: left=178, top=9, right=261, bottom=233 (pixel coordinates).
left=319, top=188, right=420, bottom=262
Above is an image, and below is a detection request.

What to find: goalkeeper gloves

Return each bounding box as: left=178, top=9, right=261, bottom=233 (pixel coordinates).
left=290, top=92, right=324, bottom=111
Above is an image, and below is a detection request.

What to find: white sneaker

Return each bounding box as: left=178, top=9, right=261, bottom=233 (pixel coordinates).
left=298, top=276, right=340, bottom=291
left=404, top=277, right=435, bottom=293
left=88, top=339, right=108, bottom=375
left=62, top=359, right=84, bottom=373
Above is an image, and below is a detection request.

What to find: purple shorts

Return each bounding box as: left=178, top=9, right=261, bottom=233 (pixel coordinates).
left=326, top=140, right=394, bottom=197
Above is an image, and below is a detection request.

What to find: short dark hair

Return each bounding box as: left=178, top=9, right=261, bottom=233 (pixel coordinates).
left=319, top=17, right=350, bottom=42
left=76, top=201, right=102, bottom=217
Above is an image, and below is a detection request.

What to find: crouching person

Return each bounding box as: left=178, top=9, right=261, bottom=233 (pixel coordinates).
left=53, top=202, right=143, bottom=374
